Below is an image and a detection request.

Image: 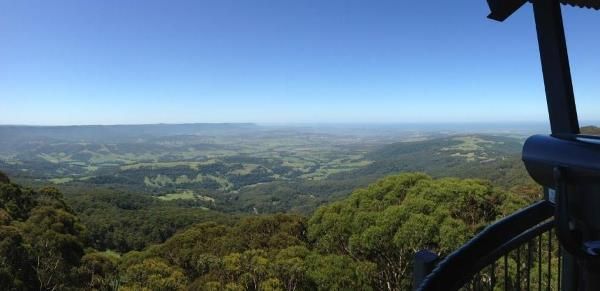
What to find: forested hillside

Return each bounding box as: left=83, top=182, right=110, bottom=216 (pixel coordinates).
left=66, top=189, right=232, bottom=252
left=221, top=135, right=540, bottom=213
left=0, top=171, right=529, bottom=290
left=332, top=135, right=534, bottom=189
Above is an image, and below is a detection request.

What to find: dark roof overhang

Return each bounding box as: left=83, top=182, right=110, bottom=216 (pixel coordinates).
left=487, top=0, right=599, bottom=22
left=561, top=0, right=600, bottom=10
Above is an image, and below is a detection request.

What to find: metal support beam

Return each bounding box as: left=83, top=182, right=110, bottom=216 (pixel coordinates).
left=532, top=0, right=580, bottom=135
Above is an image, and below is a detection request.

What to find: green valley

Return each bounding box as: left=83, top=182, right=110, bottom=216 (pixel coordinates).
left=0, top=124, right=539, bottom=215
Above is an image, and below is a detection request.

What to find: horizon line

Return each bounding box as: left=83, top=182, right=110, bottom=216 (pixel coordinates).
left=0, top=120, right=588, bottom=127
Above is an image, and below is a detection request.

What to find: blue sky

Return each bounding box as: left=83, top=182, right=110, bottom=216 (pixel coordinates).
left=0, top=0, right=598, bottom=125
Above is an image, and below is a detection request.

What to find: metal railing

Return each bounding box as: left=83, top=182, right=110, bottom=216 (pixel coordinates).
left=416, top=200, right=562, bottom=291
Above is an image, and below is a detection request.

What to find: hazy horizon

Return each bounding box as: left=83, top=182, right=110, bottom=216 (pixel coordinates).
left=0, top=120, right=567, bottom=137
left=0, top=120, right=557, bottom=127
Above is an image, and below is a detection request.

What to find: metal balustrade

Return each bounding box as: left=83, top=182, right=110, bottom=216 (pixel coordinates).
left=415, top=200, right=564, bottom=291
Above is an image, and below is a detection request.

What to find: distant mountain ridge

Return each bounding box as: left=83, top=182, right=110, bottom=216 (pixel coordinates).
left=0, top=123, right=259, bottom=144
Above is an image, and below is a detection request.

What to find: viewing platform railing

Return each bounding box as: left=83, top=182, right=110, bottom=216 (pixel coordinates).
left=415, top=200, right=563, bottom=291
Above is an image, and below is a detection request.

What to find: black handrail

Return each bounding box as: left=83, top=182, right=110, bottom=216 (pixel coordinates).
left=417, top=200, right=555, bottom=291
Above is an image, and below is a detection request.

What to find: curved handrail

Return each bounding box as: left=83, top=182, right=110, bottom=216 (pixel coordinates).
left=418, top=200, right=555, bottom=291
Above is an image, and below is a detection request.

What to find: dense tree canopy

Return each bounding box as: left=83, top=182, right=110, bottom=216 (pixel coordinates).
left=0, top=173, right=97, bottom=290
left=0, top=171, right=528, bottom=290
left=113, top=173, right=526, bottom=290
left=307, top=173, right=524, bottom=290
left=66, top=189, right=231, bottom=252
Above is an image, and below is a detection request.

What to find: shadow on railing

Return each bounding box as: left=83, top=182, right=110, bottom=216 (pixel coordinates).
left=415, top=200, right=562, bottom=291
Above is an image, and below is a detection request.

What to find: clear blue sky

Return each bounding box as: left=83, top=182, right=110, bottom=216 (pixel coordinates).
left=0, top=0, right=598, bottom=125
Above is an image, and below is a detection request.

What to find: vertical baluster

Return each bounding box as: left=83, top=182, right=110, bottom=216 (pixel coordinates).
left=557, top=236, right=561, bottom=291
left=538, top=234, right=542, bottom=291
left=491, top=261, right=496, bottom=291
left=505, top=254, right=509, bottom=291
left=527, top=240, right=532, bottom=291
left=517, top=247, right=521, bottom=291
left=547, top=229, right=552, bottom=291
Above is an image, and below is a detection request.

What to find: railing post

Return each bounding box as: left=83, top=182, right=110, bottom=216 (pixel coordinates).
left=413, top=250, right=438, bottom=290
left=561, top=248, right=578, bottom=291
left=548, top=187, right=578, bottom=291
